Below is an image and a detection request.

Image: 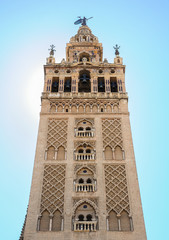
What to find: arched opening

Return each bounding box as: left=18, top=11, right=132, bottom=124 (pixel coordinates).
left=120, top=211, right=130, bottom=231
left=75, top=168, right=95, bottom=192
left=79, top=52, right=90, bottom=62
left=110, top=77, right=117, bottom=92
left=78, top=127, right=83, bottom=131
left=79, top=178, right=84, bottom=184
left=52, top=210, right=62, bottom=231
left=52, top=77, right=59, bottom=92
left=40, top=210, right=50, bottom=231
left=114, top=146, right=123, bottom=160
left=57, top=146, right=65, bottom=160
left=78, top=214, right=84, bottom=221
left=86, top=127, right=91, bottom=131
left=111, top=68, right=115, bottom=73
left=74, top=203, right=97, bottom=231
left=47, top=146, right=55, bottom=160
left=86, top=214, right=92, bottom=221
left=98, top=77, right=105, bottom=92
left=78, top=70, right=91, bottom=92
left=78, top=149, right=84, bottom=153
left=109, top=210, right=118, bottom=231
left=86, top=178, right=92, bottom=184
left=86, top=149, right=91, bottom=153
left=64, top=77, right=71, bottom=92
left=105, top=146, right=113, bottom=160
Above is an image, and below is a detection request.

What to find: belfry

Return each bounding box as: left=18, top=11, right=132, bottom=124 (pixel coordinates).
left=20, top=20, right=147, bottom=240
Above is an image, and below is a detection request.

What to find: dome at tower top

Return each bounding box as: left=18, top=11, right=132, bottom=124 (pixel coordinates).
left=70, top=25, right=98, bottom=43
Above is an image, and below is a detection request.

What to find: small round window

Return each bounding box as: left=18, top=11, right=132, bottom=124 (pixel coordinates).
left=55, top=70, right=59, bottom=73
left=83, top=205, right=87, bottom=209
left=66, top=69, right=71, bottom=73
left=99, top=69, right=103, bottom=74
left=83, top=170, right=87, bottom=173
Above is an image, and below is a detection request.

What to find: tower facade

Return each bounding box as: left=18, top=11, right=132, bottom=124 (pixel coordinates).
left=22, top=24, right=147, bottom=240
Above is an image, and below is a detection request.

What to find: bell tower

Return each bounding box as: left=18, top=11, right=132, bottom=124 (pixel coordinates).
left=21, top=20, right=147, bottom=240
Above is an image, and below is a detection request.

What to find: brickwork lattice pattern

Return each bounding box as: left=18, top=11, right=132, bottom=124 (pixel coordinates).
left=102, top=118, right=123, bottom=149
left=40, top=164, right=66, bottom=214
left=47, top=119, right=68, bottom=150
left=104, top=164, right=130, bottom=214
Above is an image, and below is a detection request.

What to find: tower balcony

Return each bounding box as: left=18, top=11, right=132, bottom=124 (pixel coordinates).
left=75, top=183, right=96, bottom=192
left=74, top=221, right=97, bottom=232
left=75, top=130, right=94, bottom=137
left=75, top=153, right=95, bottom=161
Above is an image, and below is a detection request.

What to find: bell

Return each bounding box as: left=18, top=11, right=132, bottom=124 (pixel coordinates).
left=111, top=82, right=117, bottom=92
left=65, top=80, right=70, bottom=89
left=99, top=81, right=104, bottom=89
left=53, top=81, right=58, bottom=87
left=82, top=74, right=87, bottom=83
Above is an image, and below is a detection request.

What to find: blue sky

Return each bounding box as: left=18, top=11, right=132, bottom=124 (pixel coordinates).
left=0, top=0, right=169, bottom=239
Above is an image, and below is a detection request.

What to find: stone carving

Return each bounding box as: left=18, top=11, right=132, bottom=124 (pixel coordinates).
left=40, top=164, right=66, bottom=214
left=104, top=164, right=130, bottom=214
left=74, top=141, right=95, bottom=149
left=73, top=198, right=98, bottom=216
left=47, top=119, right=68, bottom=150
left=74, top=164, right=96, bottom=174
left=50, top=99, right=119, bottom=113
left=102, top=118, right=123, bottom=150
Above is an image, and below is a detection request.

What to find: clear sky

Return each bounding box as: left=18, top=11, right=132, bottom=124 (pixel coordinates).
left=0, top=0, right=169, bottom=239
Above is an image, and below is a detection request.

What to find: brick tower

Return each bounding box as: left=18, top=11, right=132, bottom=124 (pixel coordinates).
left=21, top=21, right=147, bottom=240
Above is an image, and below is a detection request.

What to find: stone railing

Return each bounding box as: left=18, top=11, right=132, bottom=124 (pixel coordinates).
left=75, top=153, right=95, bottom=160
left=75, top=130, right=94, bottom=137
left=74, top=221, right=97, bottom=232
left=75, top=183, right=95, bottom=192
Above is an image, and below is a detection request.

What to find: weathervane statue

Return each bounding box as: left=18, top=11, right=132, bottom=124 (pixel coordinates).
left=113, top=44, right=120, bottom=56
left=48, top=44, right=56, bottom=56
left=74, top=16, right=93, bottom=26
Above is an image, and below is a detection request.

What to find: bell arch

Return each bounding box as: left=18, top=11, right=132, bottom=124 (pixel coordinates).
left=78, top=70, right=91, bottom=92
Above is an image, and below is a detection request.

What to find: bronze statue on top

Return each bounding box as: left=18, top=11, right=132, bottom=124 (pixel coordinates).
left=74, top=16, right=93, bottom=26
left=113, top=44, right=120, bottom=55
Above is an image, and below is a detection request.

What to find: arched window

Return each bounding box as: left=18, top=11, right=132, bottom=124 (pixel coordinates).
left=79, top=178, right=84, bottom=184
left=86, top=214, right=92, bottom=221
left=86, top=178, right=92, bottom=184
left=64, top=77, right=71, bottom=92
left=52, top=77, right=59, bottom=92
left=47, top=146, right=55, bottom=160
left=78, top=214, right=84, bottom=221
left=109, top=210, right=118, bottom=231
left=40, top=210, right=50, bottom=231
left=79, top=52, right=90, bottom=62
left=98, top=77, right=105, bottom=92
left=86, top=149, right=91, bottom=153
left=52, top=210, right=62, bottom=231
left=110, top=77, right=117, bottom=92
left=120, top=211, right=130, bottom=231
left=78, top=149, right=84, bottom=153
left=57, top=146, right=65, bottom=160
left=114, top=146, right=123, bottom=160
left=105, top=146, right=113, bottom=160
left=78, top=70, right=91, bottom=92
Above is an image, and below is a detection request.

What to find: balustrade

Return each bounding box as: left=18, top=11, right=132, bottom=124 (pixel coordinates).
left=75, top=153, right=95, bottom=160
left=75, top=183, right=95, bottom=192
left=75, top=130, right=94, bottom=137
left=74, top=221, right=97, bottom=232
